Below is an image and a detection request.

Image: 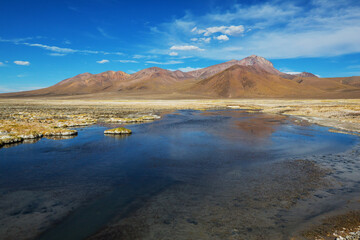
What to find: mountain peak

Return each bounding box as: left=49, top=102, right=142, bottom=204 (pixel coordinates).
left=131, top=67, right=169, bottom=77
left=240, top=55, right=273, bottom=67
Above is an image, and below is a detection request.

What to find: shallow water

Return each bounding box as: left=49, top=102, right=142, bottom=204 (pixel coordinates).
left=0, top=110, right=359, bottom=240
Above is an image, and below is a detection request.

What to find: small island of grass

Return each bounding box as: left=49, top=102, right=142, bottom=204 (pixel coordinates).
left=104, top=127, right=132, bottom=135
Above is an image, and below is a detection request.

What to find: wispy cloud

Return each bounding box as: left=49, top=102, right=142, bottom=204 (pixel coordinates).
left=96, top=59, right=109, bottom=64
left=24, top=43, right=76, bottom=53
left=48, top=53, right=66, bottom=56
left=14, top=60, right=30, bottom=66
left=132, top=54, right=158, bottom=59
left=0, top=37, right=124, bottom=56
left=146, top=60, right=183, bottom=65
left=347, top=65, right=360, bottom=69
left=190, top=37, right=211, bottom=43
left=169, top=52, right=178, bottom=56
left=116, top=60, right=138, bottom=63
left=192, top=25, right=244, bottom=36
left=170, top=45, right=204, bottom=51
left=97, top=27, right=117, bottom=39
left=0, top=85, right=44, bottom=93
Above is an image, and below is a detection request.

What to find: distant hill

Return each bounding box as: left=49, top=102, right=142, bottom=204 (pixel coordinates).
left=1, top=55, right=360, bottom=99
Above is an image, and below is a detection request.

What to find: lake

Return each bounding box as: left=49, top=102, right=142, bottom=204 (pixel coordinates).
left=0, top=110, right=359, bottom=240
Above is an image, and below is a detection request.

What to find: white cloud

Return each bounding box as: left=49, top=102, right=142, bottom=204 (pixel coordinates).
left=96, top=59, right=109, bottom=64
left=116, top=60, right=138, bottom=63
left=153, top=1, right=360, bottom=60
left=215, top=35, right=229, bottom=41
left=146, top=60, right=183, bottom=65
left=14, top=60, right=30, bottom=66
left=284, top=72, right=302, bottom=75
left=170, top=45, right=204, bottom=51
left=193, top=25, right=244, bottom=36
left=191, top=37, right=211, bottom=43
left=49, top=53, right=66, bottom=56
left=178, top=67, right=202, bottom=72
left=169, top=52, right=178, bottom=56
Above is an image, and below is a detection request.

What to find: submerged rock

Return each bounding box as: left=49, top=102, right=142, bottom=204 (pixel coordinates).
left=104, top=127, right=132, bottom=135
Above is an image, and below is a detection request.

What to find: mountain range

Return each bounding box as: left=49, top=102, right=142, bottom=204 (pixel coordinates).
left=2, top=55, right=360, bottom=99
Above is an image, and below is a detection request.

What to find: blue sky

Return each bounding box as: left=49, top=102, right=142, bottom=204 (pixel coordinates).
left=1, top=0, right=360, bottom=92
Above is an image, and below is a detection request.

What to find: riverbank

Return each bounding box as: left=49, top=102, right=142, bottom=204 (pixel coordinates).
left=1, top=98, right=359, bottom=138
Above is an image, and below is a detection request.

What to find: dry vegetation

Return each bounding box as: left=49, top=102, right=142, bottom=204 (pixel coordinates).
left=1, top=98, right=360, bottom=148
left=0, top=100, right=163, bottom=147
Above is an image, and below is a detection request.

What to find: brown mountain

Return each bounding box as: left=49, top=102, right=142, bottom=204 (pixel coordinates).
left=5, top=71, right=130, bottom=97
left=118, top=67, right=194, bottom=92
left=188, top=65, right=323, bottom=98
left=1, top=55, right=360, bottom=99
left=188, top=55, right=286, bottom=79
left=330, top=76, right=360, bottom=87
left=293, top=72, right=318, bottom=78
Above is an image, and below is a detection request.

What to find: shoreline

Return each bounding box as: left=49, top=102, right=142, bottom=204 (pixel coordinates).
left=1, top=98, right=360, bottom=139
